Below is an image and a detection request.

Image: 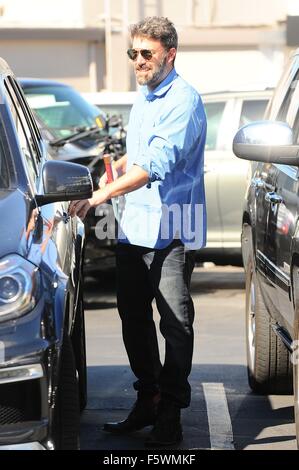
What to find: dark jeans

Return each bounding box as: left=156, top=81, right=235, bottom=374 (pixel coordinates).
left=116, top=240, right=196, bottom=408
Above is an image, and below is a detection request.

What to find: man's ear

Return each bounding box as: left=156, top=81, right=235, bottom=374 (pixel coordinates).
left=167, top=48, right=177, bottom=64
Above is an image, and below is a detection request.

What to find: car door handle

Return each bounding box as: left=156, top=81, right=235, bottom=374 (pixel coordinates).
left=62, top=211, right=70, bottom=224
left=251, top=178, right=265, bottom=189
left=55, top=210, right=70, bottom=224
left=265, top=192, right=283, bottom=204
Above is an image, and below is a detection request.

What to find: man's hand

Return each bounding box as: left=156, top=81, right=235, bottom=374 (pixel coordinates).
left=69, top=187, right=110, bottom=220
left=99, top=154, right=128, bottom=188
left=69, top=163, right=148, bottom=220
left=68, top=198, right=92, bottom=220
left=99, top=166, right=118, bottom=189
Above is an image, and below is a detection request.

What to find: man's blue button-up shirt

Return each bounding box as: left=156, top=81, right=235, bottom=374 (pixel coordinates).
left=118, top=68, right=207, bottom=250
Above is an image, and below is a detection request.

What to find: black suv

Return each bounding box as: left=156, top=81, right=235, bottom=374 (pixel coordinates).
left=233, top=48, right=299, bottom=447
left=0, top=58, right=93, bottom=449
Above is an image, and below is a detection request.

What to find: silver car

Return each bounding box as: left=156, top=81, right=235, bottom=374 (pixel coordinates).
left=203, top=89, right=272, bottom=258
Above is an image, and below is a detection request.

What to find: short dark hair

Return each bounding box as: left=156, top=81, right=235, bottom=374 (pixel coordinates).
left=130, top=16, right=178, bottom=50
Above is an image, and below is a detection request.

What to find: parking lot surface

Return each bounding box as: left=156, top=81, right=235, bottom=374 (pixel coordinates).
left=80, top=264, right=296, bottom=450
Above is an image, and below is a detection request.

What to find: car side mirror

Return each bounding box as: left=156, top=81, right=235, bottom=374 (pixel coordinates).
left=35, top=160, right=93, bottom=207
left=233, top=120, right=299, bottom=166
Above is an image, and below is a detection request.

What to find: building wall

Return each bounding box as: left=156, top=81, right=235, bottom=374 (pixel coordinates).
left=102, top=0, right=290, bottom=92
left=175, top=48, right=285, bottom=94
left=0, top=38, right=105, bottom=91
left=0, top=0, right=295, bottom=93
left=192, top=0, right=286, bottom=26
left=0, top=0, right=286, bottom=27
left=0, top=0, right=85, bottom=26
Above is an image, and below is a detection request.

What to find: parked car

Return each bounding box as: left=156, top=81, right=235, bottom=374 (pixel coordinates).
left=233, top=48, right=299, bottom=447
left=0, top=58, right=93, bottom=449
left=84, top=88, right=272, bottom=260
left=202, top=88, right=272, bottom=259
left=20, top=78, right=107, bottom=139
left=19, top=79, right=126, bottom=273
left=82, top=91, right=137, bottom=129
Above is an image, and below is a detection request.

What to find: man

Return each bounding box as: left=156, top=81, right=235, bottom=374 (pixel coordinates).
left=69, top=16, right=206, bottom=446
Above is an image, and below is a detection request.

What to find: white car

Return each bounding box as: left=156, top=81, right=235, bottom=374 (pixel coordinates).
left=83, top=88, right=273, bottom=259
left=82, top=91, right=137, bottom=128
left=203, top=88, right=272, bottom=259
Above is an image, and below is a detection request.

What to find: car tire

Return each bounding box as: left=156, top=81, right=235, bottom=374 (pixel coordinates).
left=72, top=287, right=87, bottom=412
left=246, top=257, right=292, bottom=394
left=53, top=332, right=80, bottom=449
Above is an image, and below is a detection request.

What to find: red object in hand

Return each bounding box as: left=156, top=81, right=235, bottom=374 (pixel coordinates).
left=103, top=155, right=114, bottom=183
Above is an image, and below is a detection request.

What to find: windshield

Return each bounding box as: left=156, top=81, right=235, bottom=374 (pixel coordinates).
left=23, top=84, right=106, bottom=139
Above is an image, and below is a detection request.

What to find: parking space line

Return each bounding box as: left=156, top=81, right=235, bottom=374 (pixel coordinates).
left=203, top=382, right=235, bottom=450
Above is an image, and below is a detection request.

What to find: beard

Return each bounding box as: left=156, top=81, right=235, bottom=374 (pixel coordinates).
left=135, top=56, right=168, bottom=88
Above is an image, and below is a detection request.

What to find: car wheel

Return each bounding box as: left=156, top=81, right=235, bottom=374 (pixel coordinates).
left=53, top=332, right=80, bottom=449
left=245, top=257, right=292, bottom=393
left=72, top=287, right=87, bottom=412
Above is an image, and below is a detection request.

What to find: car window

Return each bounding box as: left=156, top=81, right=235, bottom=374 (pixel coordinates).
left=0, top=123, right=11, bottom=189
left=266, top=58, right=298, bottom=120
left=293, top=108, right=299, bottom=144
left=239, top=99, right=269, bottom=127
left=4, top=85, right=38, bottom=186
left=22, top=84, right=106, bottom=139
left=12, top=78, right=43, bottom=155
left=277, top=68, right=299, bottom=122
left=204, top=101, right=226, bottom=150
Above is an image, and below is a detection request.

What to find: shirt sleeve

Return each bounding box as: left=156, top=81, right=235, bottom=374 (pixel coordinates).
left=133, top=92, right=206, bottom=182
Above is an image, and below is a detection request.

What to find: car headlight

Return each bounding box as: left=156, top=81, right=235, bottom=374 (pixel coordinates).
left=0, top=254, right=40, bottom=322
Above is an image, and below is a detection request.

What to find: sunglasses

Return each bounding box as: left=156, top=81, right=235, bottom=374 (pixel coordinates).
left=127, top=48, right=156, bottom=61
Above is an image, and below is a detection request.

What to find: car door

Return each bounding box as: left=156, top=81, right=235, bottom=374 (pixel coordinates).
left=203, top=97, right=231, bottom=249
left=217, top=95, right=270, bottom=249
left=252, top=160, right=280, bottom=318
left=265, top=66, right=299, bottom=334
left=5, top=77, right=73, bottom=279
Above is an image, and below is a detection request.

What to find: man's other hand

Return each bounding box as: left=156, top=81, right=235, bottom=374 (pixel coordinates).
left=99, top=166, right=118, bottom=189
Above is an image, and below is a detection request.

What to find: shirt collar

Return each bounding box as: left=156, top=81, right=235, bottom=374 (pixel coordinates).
left=141, top=68, right=178, bottom=101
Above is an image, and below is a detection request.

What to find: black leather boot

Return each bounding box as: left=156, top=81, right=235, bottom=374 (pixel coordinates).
left=103, top=392, right=160, bottom=434
left=145, top=400, right=183, bottom=447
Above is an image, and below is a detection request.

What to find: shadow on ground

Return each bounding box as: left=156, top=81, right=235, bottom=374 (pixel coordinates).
left=80, top=363, right=295, bottom=450
left=191, top=269, right=245, bottom=294
left=83, top=266, right=245, bottom=309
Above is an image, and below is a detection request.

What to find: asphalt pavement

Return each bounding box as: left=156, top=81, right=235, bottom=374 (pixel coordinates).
left=80, top=264, right=297, bottom=451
